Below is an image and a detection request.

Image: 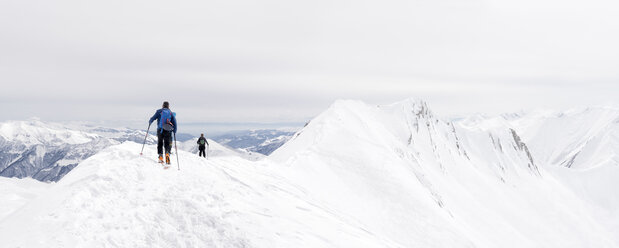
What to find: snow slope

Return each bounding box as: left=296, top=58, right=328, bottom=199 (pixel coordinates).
left=2, top=100, right=618, bottom=247
left=0, top=142, right=397, bottom=248
left=177, top=138, right=265, bottom=161
left=270, top=99, right=618, bottom=247
left=461, top=107, right=619, bottom=170
left=459, top=106, right=619, bottom=241
left=0, top=177, right=49, bottom=221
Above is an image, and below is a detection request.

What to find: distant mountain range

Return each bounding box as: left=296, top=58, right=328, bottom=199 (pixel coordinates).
left=0, top=120, right=158, bottom=182
left=211, top=129, right=297, bottom=155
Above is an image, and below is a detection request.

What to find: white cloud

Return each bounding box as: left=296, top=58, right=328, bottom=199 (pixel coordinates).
left=1, top=0, right=618, bottom=125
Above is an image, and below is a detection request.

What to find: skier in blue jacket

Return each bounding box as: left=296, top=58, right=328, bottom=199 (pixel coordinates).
left=149, top=101, right=177, bottom=164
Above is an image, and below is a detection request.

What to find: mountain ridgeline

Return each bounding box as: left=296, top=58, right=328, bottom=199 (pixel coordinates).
left=269, top=99, right=618, bottom=246
left=0, top=120, right=295, bottom=182
left=1, top=99, right=618, bottom=247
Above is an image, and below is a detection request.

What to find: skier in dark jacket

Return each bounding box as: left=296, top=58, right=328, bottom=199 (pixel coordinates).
left=149, top=101, right=177, bottom=164
left=197, top=134, right=209, bottom=158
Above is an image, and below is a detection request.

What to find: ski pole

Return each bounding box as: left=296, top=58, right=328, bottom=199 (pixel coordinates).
left=206, top=144, right=209, bottom=160
left=174, top=133, right=180, bottom=170
left=140, top=123, right=151, bottom=156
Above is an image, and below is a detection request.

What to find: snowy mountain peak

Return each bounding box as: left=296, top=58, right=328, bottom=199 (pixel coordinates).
left=327, top=98, right=434, bottom=120
left=270, top=99, right=617, bottom=247
left=274, top=99, right=539, bottom=179
left=470, top=106, right=619, bottom=170
left=0, top=120, right=98, bottom=146
left=2, top=99, right=619, bottom=247
left=386, top=97, right=434, bottom=118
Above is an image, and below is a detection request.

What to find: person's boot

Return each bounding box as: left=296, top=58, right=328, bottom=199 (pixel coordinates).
left=158, top=154, right=164, bottom=163
left=165, top=153, right=171, bottom=165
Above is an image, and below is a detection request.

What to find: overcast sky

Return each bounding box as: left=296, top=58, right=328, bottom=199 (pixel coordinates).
left=1, top=0, right=618, bottom=131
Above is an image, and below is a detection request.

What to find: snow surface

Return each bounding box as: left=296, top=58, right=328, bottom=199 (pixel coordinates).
left=458, top=106, right=619, bottom=244
left=460, top=106, right=619, bottom=170
left=177, top=138, right=265, bottom=161
left=0, top=143, right=396, bottom=248
left=270, top=99, right=618, bottom=247
left=0, top=177, right=48, bottom=221
left=1, top=99, right=618, bottom=247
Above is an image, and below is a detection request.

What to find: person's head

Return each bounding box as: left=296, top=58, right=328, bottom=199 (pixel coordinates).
left=201, top=133, right=204, bottom=137
left=162, top=101, right=169, bottom=109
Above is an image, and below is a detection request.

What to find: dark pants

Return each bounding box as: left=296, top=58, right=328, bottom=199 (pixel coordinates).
left=157, top=128, right=172, bottom=155
left=198, top=146, right=206, bottom=157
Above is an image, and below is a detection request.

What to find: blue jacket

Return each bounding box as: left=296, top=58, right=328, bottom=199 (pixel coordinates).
left=149, top=108, right=177, bottom=133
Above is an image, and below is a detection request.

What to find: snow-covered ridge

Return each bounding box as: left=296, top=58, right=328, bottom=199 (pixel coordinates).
left=0, top=143, right=396, bottom=247
left=271, top=98, right=618, bottom=247
left=454, top=105, right=619, bottom=245
left=0, top=119, right=274, bottom=182
left=274, top=98, right=540, bottom=178
left=1, top=99, right=618, bottom=247
left=177, top=138, right=265, bottom=161
left=458, top=106, right=619, bottom=170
